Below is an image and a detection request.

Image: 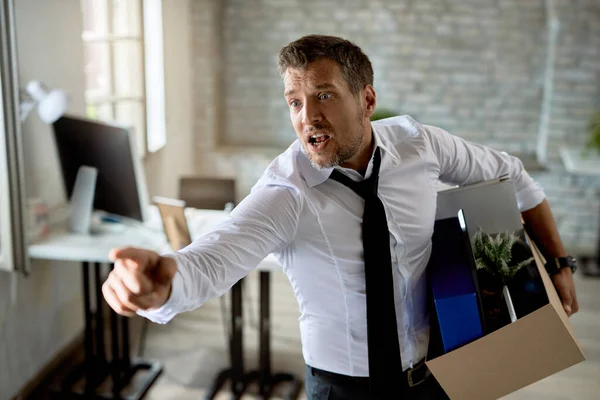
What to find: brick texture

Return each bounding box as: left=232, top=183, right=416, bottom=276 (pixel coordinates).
left=191, top=0, right=600, bottom=254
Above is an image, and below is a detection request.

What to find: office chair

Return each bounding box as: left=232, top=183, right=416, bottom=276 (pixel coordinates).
left=178, top=176, right=236, bottom=211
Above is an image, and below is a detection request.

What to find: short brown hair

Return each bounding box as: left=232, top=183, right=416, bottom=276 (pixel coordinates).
left=277, top=34, right=374, bottom=95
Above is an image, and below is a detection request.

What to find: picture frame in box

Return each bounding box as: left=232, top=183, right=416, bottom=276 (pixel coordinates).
left=427, top=209, right=486, bottom=356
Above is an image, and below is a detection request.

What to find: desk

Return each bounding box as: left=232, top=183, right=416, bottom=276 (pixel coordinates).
left=29, top=207, right=302, bottom=399
left=29, top=216, right=167, bottom=400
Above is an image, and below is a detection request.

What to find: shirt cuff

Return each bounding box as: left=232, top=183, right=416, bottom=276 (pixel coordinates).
left=515, top=181, right=546, bottom=212
left=136, top=256, right=184, bottom=324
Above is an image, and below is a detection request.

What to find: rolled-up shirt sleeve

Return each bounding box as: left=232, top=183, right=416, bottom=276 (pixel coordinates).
left=421, top=122, right=546, bottom=212
left=137, top=180, right=302, bottom=324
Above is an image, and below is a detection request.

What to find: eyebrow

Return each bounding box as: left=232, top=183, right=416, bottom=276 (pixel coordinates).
left=284, top=83, right=337, bottom=97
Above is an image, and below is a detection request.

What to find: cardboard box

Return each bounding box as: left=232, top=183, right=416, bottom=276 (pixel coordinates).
left=425, top=178, right=585, bottom=400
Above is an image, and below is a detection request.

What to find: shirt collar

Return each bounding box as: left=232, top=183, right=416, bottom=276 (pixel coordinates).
left=298, top=124, right=401, bottom=188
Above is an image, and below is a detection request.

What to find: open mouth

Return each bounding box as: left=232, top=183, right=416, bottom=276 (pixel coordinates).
left=308, top=133, right=331, bottom=148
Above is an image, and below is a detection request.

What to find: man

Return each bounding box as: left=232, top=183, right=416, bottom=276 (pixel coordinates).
left=103, top=35, right=578, bottom=399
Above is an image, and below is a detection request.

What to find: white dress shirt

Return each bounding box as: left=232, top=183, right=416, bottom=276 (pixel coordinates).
left=138, top=115, right=545, bottom=377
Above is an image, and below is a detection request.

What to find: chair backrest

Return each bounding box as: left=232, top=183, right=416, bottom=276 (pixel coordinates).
left=178, top=177, right=236, bottom=210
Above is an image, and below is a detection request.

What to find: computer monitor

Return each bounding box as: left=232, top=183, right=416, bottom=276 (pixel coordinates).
left=52, top=114, right=150, bottom=223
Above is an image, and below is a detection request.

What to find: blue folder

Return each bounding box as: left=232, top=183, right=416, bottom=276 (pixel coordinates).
left=428, top=210, right=484, bottom=353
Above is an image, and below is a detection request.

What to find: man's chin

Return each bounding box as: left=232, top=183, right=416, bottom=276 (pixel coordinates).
left=308, top=154, right=337, bottom=170
left=301, top=143, right=337, bottom=169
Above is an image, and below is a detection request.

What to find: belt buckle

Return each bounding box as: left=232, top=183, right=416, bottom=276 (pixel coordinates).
left=407, top=360, right=430, bottom=388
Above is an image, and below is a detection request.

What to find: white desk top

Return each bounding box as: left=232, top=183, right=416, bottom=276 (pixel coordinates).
left=28, top=206, right=281, bottom=270
left=560, top=146, right=600, bottom=176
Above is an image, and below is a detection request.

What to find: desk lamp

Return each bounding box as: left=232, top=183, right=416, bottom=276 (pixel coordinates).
left=19, top=80, right=68, bottom=124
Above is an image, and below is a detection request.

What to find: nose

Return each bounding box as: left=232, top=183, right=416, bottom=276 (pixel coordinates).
left=301, top=99, right=323, bottom=126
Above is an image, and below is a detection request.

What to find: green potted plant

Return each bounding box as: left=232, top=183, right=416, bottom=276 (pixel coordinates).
left=471, top=228, right=534, bottom=328
left=586, top=110, right=600, bottom=155
left=370, top=108, right=398, bottom=121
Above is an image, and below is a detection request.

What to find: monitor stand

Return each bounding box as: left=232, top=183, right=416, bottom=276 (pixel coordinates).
left=68, top=165, right=139, bottom=235
left=69, top=165, right=98, bottom=234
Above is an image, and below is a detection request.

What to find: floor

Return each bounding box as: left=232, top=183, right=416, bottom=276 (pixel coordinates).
left=136, top=267, right=600, bottom=400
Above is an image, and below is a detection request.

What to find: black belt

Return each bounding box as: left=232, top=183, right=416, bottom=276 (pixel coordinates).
left=308, top=358, right=432, bottom=389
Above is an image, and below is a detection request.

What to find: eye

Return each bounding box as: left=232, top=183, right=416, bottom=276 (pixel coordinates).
left=318, top=92, right=332, bottom=100
left=289, top=100, right=301, bottom=108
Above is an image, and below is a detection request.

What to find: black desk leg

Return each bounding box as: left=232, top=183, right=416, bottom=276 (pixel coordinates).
left=259, top=271, right=271, bottom=395
left=109, top=310, right=133, bottom=393
left=106, top=262, right=163, bottom=399
left=82, top=262, right=94, bottom=391
left=231, top=279, right=245, bottom=396
left=110, top=302, right=121, bottom=394
left=94, top=262, right=107, bottom=368
left=54, top=262, right=107, bottom=396
left=258, top=271, right=302, bottom=400
left=205, top=279, right=247, bottom=400
left=243, top=271, right=302, bottom=400
left=121, top=314, right=131, bottom=369
left=109, top=264, right=122, bottom=394
left=53, top=262, right=162, bottom=400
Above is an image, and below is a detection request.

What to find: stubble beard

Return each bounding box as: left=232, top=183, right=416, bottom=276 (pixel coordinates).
left=306, top=111, right=365, bottom=170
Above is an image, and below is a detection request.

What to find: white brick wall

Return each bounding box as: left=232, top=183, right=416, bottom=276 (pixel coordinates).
left=191, top=0, right=600, bottom=254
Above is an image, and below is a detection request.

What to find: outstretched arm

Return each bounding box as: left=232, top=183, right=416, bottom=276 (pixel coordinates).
left=130, top=182, right=301, bottom=324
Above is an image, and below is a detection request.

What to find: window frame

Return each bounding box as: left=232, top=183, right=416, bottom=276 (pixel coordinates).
left=0, top=0, right=29, bottom=274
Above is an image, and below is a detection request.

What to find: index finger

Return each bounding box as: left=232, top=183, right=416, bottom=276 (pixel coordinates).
left=108, top=246, right=160, bottom=271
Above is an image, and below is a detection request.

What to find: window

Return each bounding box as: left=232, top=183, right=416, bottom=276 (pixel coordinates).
left=80, top=0, right=166, bottom=157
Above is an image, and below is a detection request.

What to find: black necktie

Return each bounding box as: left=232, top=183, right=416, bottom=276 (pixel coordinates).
left=329, top=147, right=406, bottom=397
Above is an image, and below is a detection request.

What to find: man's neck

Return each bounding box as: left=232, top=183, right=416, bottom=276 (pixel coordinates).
left=341, top=128, right=375, bottom=176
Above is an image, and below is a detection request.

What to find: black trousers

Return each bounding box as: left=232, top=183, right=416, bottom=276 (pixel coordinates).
left=304, top=365, right=450, bottom=400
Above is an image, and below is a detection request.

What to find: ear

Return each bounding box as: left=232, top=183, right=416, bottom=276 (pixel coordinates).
left=362, top=85, right=377, bottom=119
